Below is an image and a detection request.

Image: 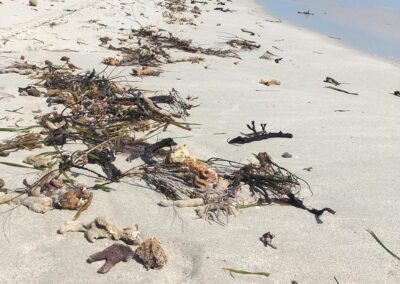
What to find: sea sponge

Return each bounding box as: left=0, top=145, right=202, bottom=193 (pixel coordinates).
left=135, top=237, right=167, bottom=270
left=58, top=216, right=143, bottom=245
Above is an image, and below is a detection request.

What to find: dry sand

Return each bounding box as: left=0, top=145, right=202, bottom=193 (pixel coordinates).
left=0, top=0, right=400, bottom=283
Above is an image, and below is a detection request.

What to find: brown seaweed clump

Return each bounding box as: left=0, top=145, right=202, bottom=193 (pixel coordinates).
left=135, top=237, right=167, bottom=270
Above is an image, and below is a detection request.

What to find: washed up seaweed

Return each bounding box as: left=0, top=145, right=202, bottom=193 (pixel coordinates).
left=136, top=142, right=333, bottom=224
left=367, top=230, right=400, bottom=261
left=0, top=133, right=42, bottom=154
left=159, top=0, right=200, bottom=25
left=226, top=39, right=260, bottom=50
left=103, top=27, right=240, bottom=67
left=324, top=76, right=341, bottom=86
left=228, top=121, right=293, bottom=145
left=0, top=59, right=195, bottom=214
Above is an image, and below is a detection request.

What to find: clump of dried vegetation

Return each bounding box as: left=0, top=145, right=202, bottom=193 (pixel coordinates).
left=0, top=58, right=333, bottom=224
left=103, top=26, right=240, bottom=67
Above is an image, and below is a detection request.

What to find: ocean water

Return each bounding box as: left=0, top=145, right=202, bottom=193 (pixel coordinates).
left=257, top=0, right=400, bottom=63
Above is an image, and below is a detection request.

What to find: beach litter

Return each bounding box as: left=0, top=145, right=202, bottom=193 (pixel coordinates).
left=228, top=121, right=293, bottom=145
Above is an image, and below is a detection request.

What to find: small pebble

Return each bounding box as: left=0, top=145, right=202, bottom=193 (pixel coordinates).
left=0, top=178, right=5, bottom=188
left=282, top=152, right=292, bottom=158
left=29, top=0, right=38, bottom=7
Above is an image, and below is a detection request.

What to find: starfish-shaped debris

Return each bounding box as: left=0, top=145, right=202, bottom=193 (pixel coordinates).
left=87, top=243, right=134, bottom=273
left=260, top=232, right=277, bottom=249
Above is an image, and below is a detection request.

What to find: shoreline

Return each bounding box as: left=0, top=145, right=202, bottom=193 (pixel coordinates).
left=252, top=0, right=400, bottom=67
left=254, top=0, right=400, bottom=65
left=0, top=0, right=400, bottom=283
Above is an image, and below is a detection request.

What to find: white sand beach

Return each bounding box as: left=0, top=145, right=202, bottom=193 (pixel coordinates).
left=0, top=0, right=399, bottom=283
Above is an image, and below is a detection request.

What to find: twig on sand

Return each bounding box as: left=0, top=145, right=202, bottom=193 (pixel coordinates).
left=324, top=76, right=341, bottom=86
left=265, top=18, right=282, bottom=23
left=367, top=229, right=400, bottom=261
left=324, top=86, right=358, bottom=96
left=298, top=11, right=314, bottom=16
left=222, top=268, right=270, bottom=278
left=228, top=121, right=293, bottom=145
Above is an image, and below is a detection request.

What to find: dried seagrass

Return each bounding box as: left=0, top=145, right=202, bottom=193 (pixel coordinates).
left=105, top=27, right=240, bottom=67
left=140, top=143, right=334, bottom=223
left=0, top=133, right=42, bottom=154
left=226, top=39, right=260, bottom=50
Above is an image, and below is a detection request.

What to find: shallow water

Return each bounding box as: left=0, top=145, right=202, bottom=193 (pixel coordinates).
left=257, top=0, right=400, bottom=63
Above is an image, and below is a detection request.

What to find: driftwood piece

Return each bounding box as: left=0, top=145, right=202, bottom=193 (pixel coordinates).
left=228, top=121, right=293, bottom=144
